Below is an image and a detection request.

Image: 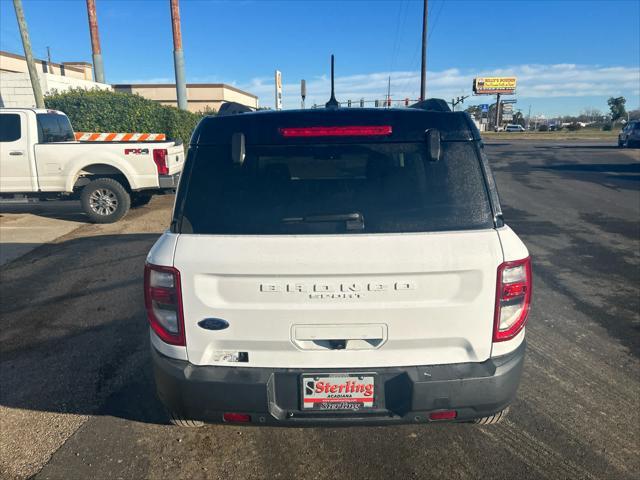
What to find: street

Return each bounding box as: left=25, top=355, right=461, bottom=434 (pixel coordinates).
left=0, top=140, right=638, bottom=480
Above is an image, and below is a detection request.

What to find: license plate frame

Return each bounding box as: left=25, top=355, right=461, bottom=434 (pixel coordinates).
left=300, top=373, right=376, bottom=411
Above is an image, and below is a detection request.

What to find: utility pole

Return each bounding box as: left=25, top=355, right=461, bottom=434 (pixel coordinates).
left=420, top=0, right=428, bottom=101
left=387, top=75, right=391, bottom=108
left=85, top=0, right=105, bottom=83
left=46, top=46, right=52, bottom=73
left=495, top=93, right=501, bottom=129
left=13, top=0, right=44, bottom=108
left=170, top=0, right=188, bottom=110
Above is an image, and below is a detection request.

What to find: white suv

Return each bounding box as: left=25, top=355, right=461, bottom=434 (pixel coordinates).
left=145, top=104, right=532, bottom=427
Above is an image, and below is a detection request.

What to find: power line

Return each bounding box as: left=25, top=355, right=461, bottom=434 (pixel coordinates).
left=388, top=0, right=406, bottom=75
left=388, top=0, right=410, bottom=99
left=427, top=0, right=445, bottom=43
left=397, top=0, right=446, bottom=99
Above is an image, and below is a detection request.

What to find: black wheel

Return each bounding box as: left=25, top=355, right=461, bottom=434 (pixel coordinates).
left=473, top=407, right=509, bottom=425
left=167, top=410, right=204, bottom=428
left=131, top=193, right=153, bottom=208
left=80, top=178, right=130, bottom=223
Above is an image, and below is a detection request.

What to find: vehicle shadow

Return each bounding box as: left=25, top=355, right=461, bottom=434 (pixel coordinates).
left=0, top=200, right=88, bottom=222
left=0, top=233, right=169, bottom=425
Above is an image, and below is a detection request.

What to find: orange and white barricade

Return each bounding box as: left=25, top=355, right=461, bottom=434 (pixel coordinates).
left=75, top=132, right=167, bottom=142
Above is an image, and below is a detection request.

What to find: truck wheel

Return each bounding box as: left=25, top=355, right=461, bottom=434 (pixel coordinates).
left=80, top=178, right=130, bottom=223
left=167, top=410, right=204, bottom=428
left=131, top=193, right=153, bottom=208
left=473, top=407, right=509, bottom=425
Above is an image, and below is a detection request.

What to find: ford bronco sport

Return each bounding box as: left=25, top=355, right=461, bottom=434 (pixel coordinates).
left=145, top=101, right=532, bottom=427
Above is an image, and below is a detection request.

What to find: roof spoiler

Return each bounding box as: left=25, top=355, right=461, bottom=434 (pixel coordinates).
left=217, top=102, right=254, bottom=116
left=410, top=98, right=451, bottom=112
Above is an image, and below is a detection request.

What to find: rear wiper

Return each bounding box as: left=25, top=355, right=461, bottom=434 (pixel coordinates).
left=281, top=212, right=365, bottom=231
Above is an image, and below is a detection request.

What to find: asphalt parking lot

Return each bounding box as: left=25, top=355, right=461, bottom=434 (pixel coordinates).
left=0, top=140, right=638, bottom=480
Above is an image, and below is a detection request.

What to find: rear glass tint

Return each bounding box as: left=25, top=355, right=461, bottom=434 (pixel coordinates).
left=37, top=114, right=74, bottom=143
left=0, top=114, right=21, bottom=142
left=177, top=142, right=493, bottom=234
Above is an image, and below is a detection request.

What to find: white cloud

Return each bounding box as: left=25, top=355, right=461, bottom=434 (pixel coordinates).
left=241, top=64, right=640, bottom=109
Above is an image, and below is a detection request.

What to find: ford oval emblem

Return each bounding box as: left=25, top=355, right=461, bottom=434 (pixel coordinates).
left=198, top=318, right=230, bottom=331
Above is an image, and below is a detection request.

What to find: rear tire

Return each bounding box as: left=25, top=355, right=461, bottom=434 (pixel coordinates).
left=167, top=410, right=204, bottom=428
left=80, top=178, right=130, bottom=223
left=473, top=407, right=509, bottom=425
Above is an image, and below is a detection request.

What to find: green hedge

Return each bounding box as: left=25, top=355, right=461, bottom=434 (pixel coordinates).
left=44, top=88, right=207, bottom=144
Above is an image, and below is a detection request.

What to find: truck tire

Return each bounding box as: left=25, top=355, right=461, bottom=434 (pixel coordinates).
left=473, top=407, right=509, bottom=425
left=167, top=410, right=204, bottom=428
left=131, top=193, right=153, bottom=208
left=80, top=178, right=131, bottom=223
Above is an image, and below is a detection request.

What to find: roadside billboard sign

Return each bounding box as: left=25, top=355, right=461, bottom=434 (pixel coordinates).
left=473, top=77, right=517, bottom=95
left=502, top=99, right=518, bottom=104
left=275, top=70, right=283, bottom=110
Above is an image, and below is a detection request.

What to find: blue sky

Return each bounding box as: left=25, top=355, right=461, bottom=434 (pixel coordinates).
left=1, top=0, right=638, bottom=116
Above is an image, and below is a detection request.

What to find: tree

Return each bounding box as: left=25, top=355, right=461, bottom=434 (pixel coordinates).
left=45, top=88, right=205, bottom=144
left=465, top=105, right=481, bottom=120
left=580, top=108, right=602, bottom=122
left=608, top=96, right=627, bottom=122
left=512, top=111, right=525, bottom=127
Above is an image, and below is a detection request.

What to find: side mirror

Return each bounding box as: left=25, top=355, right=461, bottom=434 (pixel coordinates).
left=425, top=129, right=441, bottom=162
left=231, top=132, right=245, bottom=165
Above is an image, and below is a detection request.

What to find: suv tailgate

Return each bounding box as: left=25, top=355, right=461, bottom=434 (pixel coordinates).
left=175, top=230, right=502, bottom=368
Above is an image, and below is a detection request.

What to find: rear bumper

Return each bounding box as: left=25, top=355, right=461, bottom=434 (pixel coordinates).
left=158, top=172, right=181, bottom=189
left=152, top=341, right=525, bottom=426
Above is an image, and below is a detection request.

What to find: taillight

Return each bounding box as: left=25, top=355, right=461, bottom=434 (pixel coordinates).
left=144, top=264, right=185, bottom=346
left=279, top=125, right=392, bottom=137
left=153, top=149, right=169, bottom=175
left=493, top=257, right=532, bottom=342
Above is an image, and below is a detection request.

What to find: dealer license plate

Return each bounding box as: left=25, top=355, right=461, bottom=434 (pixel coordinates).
left=301, top=374, right=375, bottom=411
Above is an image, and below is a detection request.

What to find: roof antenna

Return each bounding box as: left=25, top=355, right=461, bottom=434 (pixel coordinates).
left=325, top=54, right=339, bottom=109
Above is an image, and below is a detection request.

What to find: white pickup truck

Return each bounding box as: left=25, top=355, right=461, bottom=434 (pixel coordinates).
left=0, top=108, right=185, bottom=223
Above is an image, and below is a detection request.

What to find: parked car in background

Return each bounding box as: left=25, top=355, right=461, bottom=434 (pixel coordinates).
left=618, top=120, right=640, bottom=148
left=0, top=108, right=185, bottom=223
left=145, top=103, right=532, bottom=427
left=505, top=124, right=526, bottom=132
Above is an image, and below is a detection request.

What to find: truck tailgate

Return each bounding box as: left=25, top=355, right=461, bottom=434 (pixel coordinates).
left=166, top=144, right=185, bottom=176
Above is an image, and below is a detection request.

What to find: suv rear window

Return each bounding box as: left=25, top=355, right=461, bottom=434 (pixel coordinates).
left=176, top=141, right=494, bottom=234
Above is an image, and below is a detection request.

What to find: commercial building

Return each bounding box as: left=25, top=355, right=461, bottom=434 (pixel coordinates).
left=112, top=83, right=259, bottom=112
left=0, top=50, right=259, bottom=112
left=0, top=50, right=111, bottom=108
